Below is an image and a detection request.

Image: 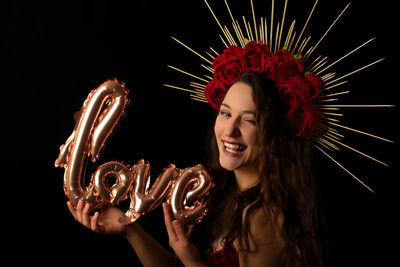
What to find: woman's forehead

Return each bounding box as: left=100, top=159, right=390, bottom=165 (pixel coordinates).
left=223, top=82, right=256, bottom=112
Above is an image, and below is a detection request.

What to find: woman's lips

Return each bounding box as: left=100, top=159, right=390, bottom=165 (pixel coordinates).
left=222, top=140, right=247, bottom=156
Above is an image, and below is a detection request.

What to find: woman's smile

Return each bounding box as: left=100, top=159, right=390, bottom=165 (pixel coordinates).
left=222, top=140, right=247, bottom=156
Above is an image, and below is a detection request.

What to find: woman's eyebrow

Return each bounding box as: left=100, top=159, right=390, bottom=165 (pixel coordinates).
left=243, top=110, right=255, bottom=115
left=221, top=103, right=255, bottom=115
left=221, top=103, right=231, bottom=109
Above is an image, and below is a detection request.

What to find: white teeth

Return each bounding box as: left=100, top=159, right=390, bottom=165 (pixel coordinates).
left=223, top=141, right=246, bottom=153
left=226, top=147, right=238, bottom=154
left=225, top=142, right=239, bottom=149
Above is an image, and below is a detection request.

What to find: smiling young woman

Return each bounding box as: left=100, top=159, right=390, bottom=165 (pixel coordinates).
left=188, top=71, right=324, bottom=267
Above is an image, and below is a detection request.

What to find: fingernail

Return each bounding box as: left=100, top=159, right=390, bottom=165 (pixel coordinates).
left=173, top=220, right=181, bottom=229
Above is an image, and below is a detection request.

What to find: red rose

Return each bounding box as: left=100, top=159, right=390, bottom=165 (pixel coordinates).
left=241, top=41, right=272, bottom=73
left=275, top=50, right=304, bottom=83
left=213, top=46, right=243, bottom=86
left=305, top=73, right=322, bottom=99
left=287, top=102, right=318, bottom=139
left=279, top=74, right=312, bottom=103
left=278, top=82, right=301, bottom=115
left=205, top=79, right=228, bottom=110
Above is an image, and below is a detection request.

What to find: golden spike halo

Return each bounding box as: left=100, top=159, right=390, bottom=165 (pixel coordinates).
left=163, top=0, right=395, bottom=193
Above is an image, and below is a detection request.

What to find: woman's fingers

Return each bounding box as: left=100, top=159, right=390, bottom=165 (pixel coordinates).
left=82, top=202, right=91, bottom=228
left=163, top=203, right=178, bottom=243
left=67, top=200, right=105, bottom=234
left=172, top=220, right=188, bottom=245
left=76, top=199, right=84, bottom=222
left=91, top=211, right=101, bottom=233
left=67, top=201, right=77, bottom=220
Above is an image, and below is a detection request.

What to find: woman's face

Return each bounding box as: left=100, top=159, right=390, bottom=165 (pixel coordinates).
left=214, top=82, right=257, bottom=171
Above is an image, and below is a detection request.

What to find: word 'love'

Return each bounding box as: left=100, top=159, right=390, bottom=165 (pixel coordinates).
left=55, top=80, right=212, bottom=224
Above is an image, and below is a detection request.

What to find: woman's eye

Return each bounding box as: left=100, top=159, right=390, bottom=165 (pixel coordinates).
left=220, top=111, right=231, bottom=117
left=245, top=118, right=256, bottom=125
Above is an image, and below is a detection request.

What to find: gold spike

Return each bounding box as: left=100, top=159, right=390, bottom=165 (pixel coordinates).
left=204, top=0, right=231, bottom=47
left=248, top=20, right=255, bottom=41
left=171, top=37, right=213, bottom=65
left=224, top=0, right=235, bottom=22
left=190, top=95, right=208, bottom=103
left=287, top=31, right=297, bottom=52
left=326, top=121, right=394, bottom=143
left=314, top=104, right=394, bottom=108
left=315, top=90, right=350, bottom=99
left=277, top=0, right=288, bottom=50
left=324, top=58, right=385, bottom=86
left=284, top=20, right=296, bottom=49
left=321, top=80, right=348, bottom=91
left=311, top=136, right=335, bottom=152
left=260, top=17, right=265, bottom=44
left=201, top=64, right=214, bottom=73
left=316, top=107, right=340, bottom=110
left=312, top=98, right=339, bottom=103
left=270, top=0, right=274, bottom=48
left=312, top=134, right=340, bottom=151
left=243, top=16, right=251, bottom=41
left=303, top=2, right=351, bottom=62
left=314, top=127, right=342, bottom=142
left=316, top=37, right=376, bottom=75
left=320, top=116, right=341, bottom=123
left=264, top=17, right=269, bottom=45
left=315, top=145, right=375, bottom=193
left=324, top=134, right=389, bottom=167
left=219, top=34, right=229, bottom=48
left=233, top=21, right=245, bottom=47
left=321, top=72, right=336, bottom=82
left=235, top=19, right=246, bottom=47
left=298, top=36, right=311, bottom=55
left=305, top=55, right=322, bottom=70
left=190, top=81, right=207, bottom=88
left=307, top=55, right=328, bottom=72
left=206, top=52, right=215, bottom=60
left=209, top=47, right=219, bottom=57
left=167, top=65, right=209, bottom=83
left=311, top=59, right=328, bottom=73
left=224, top=25, right=237, bottom=46
left=316, top=123, right=344, bottom=138
left=250, top=0, right=259, bottom=41
left=274, top=22, right=280, bottom=52
left=319, top=111, right=344, bottom=117
left=292, top=0, right=319, bottom=53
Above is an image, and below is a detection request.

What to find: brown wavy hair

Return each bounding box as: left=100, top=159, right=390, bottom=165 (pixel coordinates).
left=190, top=71, right=325, bottom=266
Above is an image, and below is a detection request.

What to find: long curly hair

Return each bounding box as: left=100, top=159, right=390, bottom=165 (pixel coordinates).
left=190, top=71, right=326, bottom=266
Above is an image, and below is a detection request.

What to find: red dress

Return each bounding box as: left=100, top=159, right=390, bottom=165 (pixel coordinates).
left=207, top=238, right=240, bottom=267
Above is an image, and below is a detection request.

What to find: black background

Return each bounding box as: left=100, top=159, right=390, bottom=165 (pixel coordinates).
left=3, top=0, right=399, bottom=266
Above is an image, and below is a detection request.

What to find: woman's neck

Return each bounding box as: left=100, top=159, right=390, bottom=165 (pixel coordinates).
left=234, top=165, right=259, bottom=191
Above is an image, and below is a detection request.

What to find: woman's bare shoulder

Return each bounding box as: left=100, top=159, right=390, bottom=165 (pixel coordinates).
left=248, top=204, right=285, bottom=246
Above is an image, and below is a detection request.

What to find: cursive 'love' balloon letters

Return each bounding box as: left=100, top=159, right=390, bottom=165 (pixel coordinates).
left=55, top=80, right=213, bottom=224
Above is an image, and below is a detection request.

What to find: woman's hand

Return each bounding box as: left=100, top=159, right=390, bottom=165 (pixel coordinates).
left=162, top=203, right=207, bottom=267
left=67, top=200, right=127, bottom=236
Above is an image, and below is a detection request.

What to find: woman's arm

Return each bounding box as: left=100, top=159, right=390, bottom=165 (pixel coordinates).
left=67, top=200, right=180, bottom=267
left=124, top=222, right=181, bottom=267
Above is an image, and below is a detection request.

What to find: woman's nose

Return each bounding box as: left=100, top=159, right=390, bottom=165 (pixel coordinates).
left=225, top=119, right=241, bottom=137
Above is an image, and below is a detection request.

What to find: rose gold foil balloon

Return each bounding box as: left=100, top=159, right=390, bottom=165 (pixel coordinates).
left=55, top=80, right=129, bottom=209
left=168, top=165, right=213, bottom=225
left=119, top=160, right=179, bottom=224
left=56, top=79, right=213, bottom=225
left=93, top=161, right=133, bottom=205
